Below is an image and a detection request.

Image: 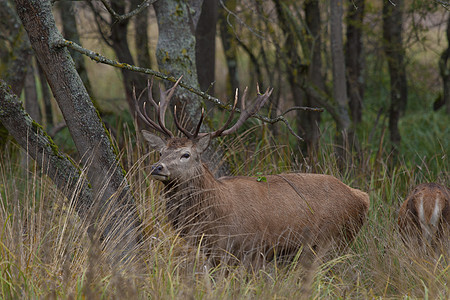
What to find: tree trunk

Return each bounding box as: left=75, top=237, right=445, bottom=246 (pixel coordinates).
left=14, top=0, right=141, bottom=262
left=273, top=1, right=306, bottom=145
left=37, top=62, right=53, bottom=128
left=383, top=0, right=407, bottom=153
left=58, top=0, right=93, bottom=98
left=153, top=0, right=228, bottom=176
left=109, top=0, right=148, bottom=118
left=0, top=0, right=32, bottom=96
left=0, top=0, right=32, bottom=150
left=330, top=0, right=351, bottom=159
left=304, top=0, right=324, bottom=155
left=153, top=0, right=204, bottom=124
left=24, top=62, right=41, bottom=122
left=0, top=80, right=93, bottom=221
left=439, top=13, right=450, bottom=115
left=218, top=0, right=239, bottom=97
left=196, top=0, right=218, bottom=97
left=345, top=0, right=365, bottom=125
left=132, top=0, right=152, bottom=69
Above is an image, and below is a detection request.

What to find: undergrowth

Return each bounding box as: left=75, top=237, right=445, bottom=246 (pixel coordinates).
left=0, top=120, right=448, bottom=299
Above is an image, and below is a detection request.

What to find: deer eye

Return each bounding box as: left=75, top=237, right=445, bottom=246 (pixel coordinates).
left=181, top=153, right=190, bottom=159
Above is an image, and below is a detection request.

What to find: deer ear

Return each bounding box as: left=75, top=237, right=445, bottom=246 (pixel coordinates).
left=142, top=130, right=166, bottom=151
left=196, top=134, right=210, bottom=153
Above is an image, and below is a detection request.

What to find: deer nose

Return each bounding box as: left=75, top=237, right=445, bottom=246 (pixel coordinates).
left=151, top=163, right=165, bottom=175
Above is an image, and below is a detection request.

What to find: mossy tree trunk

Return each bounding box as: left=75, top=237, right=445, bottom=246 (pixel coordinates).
left=132, top=0, right=152, bottom=69
left=440, top=13, right=450, bottom=116
left=0, top=0, right=32, bottom=150
left=24, top=63, right=41, bottom=123
left=0, top=80, right=93, bottom=219
left=218, top=0, right=239, bottom=98
left=196, top=0, right=218, bottom=98
left=58, top=0, right=93, bottom=98
left=12, top=0, right=141, bottom=262
left=345, top=0, right=365, bottom=126
left=383, top=0, right=408, bottom=154
left=330, top=0, right=351, bottom=161
left=153, top=0, right=228, bottom=176
left=303, top=0, right=325, bottom=156
left=153, top=0, right=204, bottom=127
left=0, top=0, right=32, bottom=96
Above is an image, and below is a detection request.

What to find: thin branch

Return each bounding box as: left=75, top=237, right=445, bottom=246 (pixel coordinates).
left=100, top=0, right=155, bottom=23
left=54, top=38, right=316, bottom=141
left=281, top=106, right=324, bottom=116
left=86, top=1, right=113, bottom=47
left=434, top=0, right=450, bottom=8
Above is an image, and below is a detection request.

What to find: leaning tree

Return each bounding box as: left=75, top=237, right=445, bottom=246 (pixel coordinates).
left=1, top=0, right=306, bottom=266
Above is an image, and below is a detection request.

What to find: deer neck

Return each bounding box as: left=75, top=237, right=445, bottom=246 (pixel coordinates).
left=163, top=163, right=221, bottom=234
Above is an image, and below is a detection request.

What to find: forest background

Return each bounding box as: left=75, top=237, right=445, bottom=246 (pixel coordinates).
left=0, top=0, right=449, bottom=298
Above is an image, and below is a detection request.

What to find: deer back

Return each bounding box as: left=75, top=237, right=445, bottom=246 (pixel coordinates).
left=213, top=173, right=370, bottom=252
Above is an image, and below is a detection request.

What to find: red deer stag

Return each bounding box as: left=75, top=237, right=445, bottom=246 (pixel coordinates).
left=136, top=81, right=370, bottom=266
left=398, top=183, right=450, bottom=250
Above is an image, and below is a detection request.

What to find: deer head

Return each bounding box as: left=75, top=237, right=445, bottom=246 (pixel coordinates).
left=135, top=79, right=272, bottom=184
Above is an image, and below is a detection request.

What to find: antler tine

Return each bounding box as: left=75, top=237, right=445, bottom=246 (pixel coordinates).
left=192, top=107, right=204, bottom=138
left=133, top=84, right=160, bottom=132
left=146, top=78, right=158, bottom=108
left=220, top=87, right=272, bottom=136
left=209, top=88, right=239, bottom=139
left=173, top=105, right=195, bottom=139
left=133, top=78, right=174, bottom=137
left=155, top=77, right=184, bottom=138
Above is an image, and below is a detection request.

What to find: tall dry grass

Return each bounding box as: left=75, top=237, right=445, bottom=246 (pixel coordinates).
left=0, top=122, right=448, bottom=299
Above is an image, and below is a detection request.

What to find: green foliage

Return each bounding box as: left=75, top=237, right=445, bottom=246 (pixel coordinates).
left=1, top=123, right=449, bottom=298
left=255, top=172, right=267, bottom=182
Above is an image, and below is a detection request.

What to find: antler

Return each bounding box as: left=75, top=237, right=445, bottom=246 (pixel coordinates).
left=173, top=105, right=205, bottom=139
left=208, top=85, right=273, bottom=139
left=135, top=78, right=272, bottom=140
left=134, top=77, right=184, bottom=138
left=172, top=85, right=272, bottom=140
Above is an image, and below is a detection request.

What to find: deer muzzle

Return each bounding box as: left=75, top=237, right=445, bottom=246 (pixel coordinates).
left=150, top=163, right=170, bottom=181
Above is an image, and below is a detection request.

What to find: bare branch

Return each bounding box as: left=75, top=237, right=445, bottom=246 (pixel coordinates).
left=54, top=38, right=318, bottom=141
left=100, top=0, right=156, bottom=23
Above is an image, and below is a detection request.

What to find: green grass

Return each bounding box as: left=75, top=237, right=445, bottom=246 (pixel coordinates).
left=0, top=118, right=448, bottom=299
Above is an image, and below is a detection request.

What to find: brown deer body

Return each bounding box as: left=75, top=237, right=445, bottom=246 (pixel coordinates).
left=398, top=183, right=450, bottom=249
left=137, top=81, right=370, bottom=265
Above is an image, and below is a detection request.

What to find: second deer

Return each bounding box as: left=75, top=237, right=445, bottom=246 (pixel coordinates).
left=398, top=182, right=450, bottom=251
left=137, top=80, right=370, bottom=267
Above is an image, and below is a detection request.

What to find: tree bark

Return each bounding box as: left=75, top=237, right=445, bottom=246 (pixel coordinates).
left=132, top=0, right=152, bottom=69
left=345, top=0, right=365, bottom=125
left=108, top=0, right=148, bottom=117
left=274, top=1, right=324, bottom=156
left=0, top=0, right=32, bottom=96
left=303, top=0, right=324, bottom=155
left=0, top=0, right=32, bottom=150
left=218, top=0, right=239, bottom=97
left=0, top=80, right=93, bottom=220
left=24, top=62, right=41, bottom=123
left=14, top=0, right=141, bottom=262
left=153, top=0, right=228, bottom=176
left=37, top=62, right=53, bottom=128
left=383, top=0, right=407, bottom=153
left=439, top=13, right=450, bottom=115
left=58, top=0, right=94, bottom=98
left=330, top=0, right=351, bottom=158
left=196, top=0, right=218, bottom=97
left=153, top=0, right=204, bottom=125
